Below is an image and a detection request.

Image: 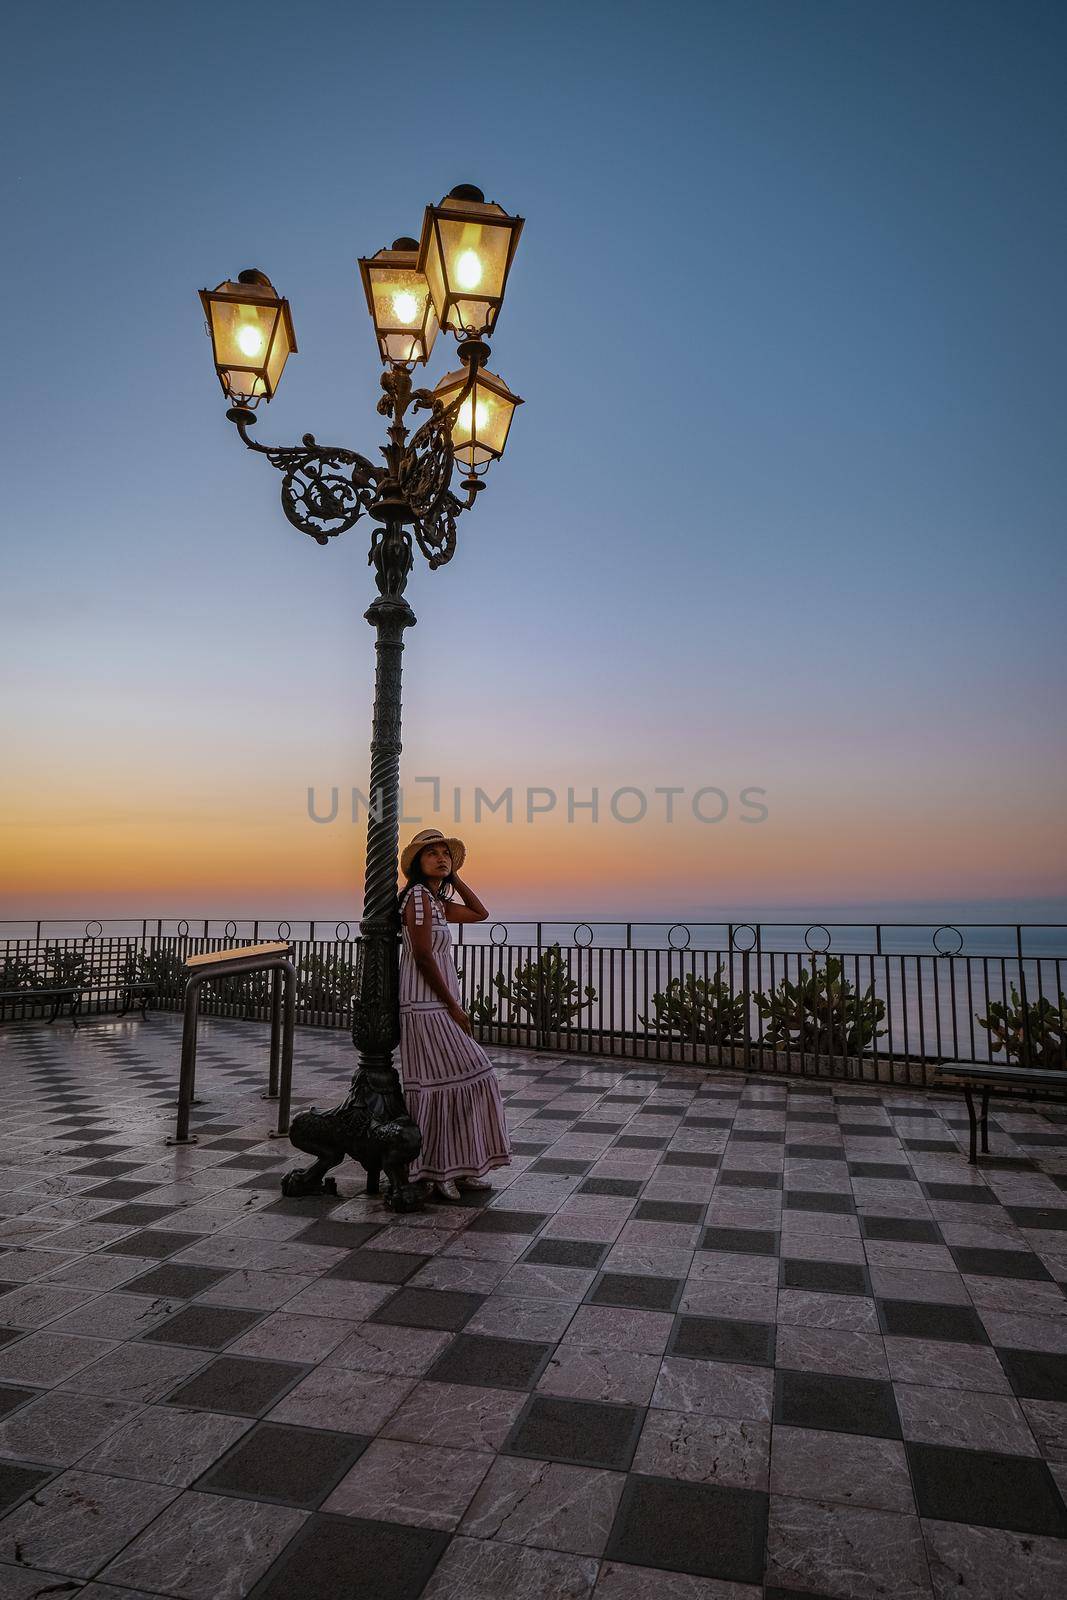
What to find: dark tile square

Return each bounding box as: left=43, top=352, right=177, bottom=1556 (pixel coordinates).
left=950, top=1246, right=1052, bottom=1280
left=204, top=1137, right=264, bottom=1151
left=579, top=1177, right=642, bottom=1198
left=669, top=1315, right=775, bottom=1366
left=0, top=1328, right=23, bottom=1350
left=368, top=1288, right=483, bottom=1331
left=839, top=1123, right=896, bottom=1138
left=781, top=1259, right=869, bottom=1295
left=504, top=1394, right=643, bottom=1470
left=198, top=1421, right=368, bottom=1508
left=605, top=1473, right=767, bottom=1584
left=127, top=1263, right=230, bottom=1298
left=683, top=1116, right=733, bottom=1130
left=142, top=1304, right=263, bottom=1349
left=634, top=1200, right=705, bottom=1224
left=587, top=1272, right=682, bottom=1312
left=249, top=1512, right=449, bottom=1600
left=297, top=1221, right=383, bottom=1250
left=77, top=1144, right=135, bottom=1159
left=906, top=1441, right=1067, bottom=1536
left=1006, top=1205, right=1067, bottom=1231
left=0, top=1461, right=52, bottom=1512
left=528, top=1158, right=592, bottom=1175
left=0, top=1385, right=38, bottom=1420
left=576, top=1121, right=625, bottom=1134
left=718, top=1171, right=782, bottom=1190
left=508, top=1141, right=551, bottom=1155
left=731, top=1131, right=782, bottom=1144
left=862, top=1217, right=941, bottom=1243
left=216, top=1153, right=289, bottom=1170
left=103, top=1229, right=204, bottom=1259
left=775, top=1370, right=901, bottom=1439
left=662, top=1151, right=720, bottom=1168
left=996, top=1347, right=1067, bottom=1402
left=924, top=1182, right=998, bottom=1206
left=615, top=1136, right=669, bottom=1150
left=785, top=1190, right=854, bottom=1215
left=467, top=1210, right=548, bottom=1235
left=166, top=1355, right=309, bottom=1417
left=786, top=1144, right=845, bottom=1161
left=525, top=1238, right=607, bottom=1270
left=261, top=1195, right=346, bottom=1217
left=903, top=1138, right=958, bottom=1153
left=878, top=1299, right=988, bottom=1343
left=84, top=1179, right=159, bottom=1200
left=325, top=1250, right=423, bottom=1284
left=848, top=1162, right=911, bottom=1179
left=700, top=1227, right=778, bottom=1256
left=426, top=1333, right=552, bottom=1390
left=99, top=1202, right=178, bottom=1226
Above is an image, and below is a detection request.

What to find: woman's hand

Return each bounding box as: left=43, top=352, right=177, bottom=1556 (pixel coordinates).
left=448, top=1000, right=473, bottom=1035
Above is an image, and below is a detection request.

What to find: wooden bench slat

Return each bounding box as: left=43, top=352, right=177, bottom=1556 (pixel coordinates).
left=184, top=942, right=291, bottom=969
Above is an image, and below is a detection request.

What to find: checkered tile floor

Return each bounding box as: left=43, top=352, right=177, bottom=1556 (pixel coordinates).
left=0, top=1014, right=1065, bottom=1598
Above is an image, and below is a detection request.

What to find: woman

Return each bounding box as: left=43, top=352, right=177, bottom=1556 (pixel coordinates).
left=398, top=827, right=512, bottom=1201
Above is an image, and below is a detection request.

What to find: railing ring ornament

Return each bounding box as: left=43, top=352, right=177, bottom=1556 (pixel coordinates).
left=933, top=925, right=963, bottom=956
left=804, top=924, right=831, bottom=953
left=573, top=923, right=593, bottom=947
left=730, top=924, right=757, bottom=952
left=85, top=921, right=102, bottom=938
left=668, top=924, right=691, bottom=949
left=489, top=923, right=508, bottom=945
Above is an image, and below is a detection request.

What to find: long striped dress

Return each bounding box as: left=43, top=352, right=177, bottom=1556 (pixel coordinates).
left=397, top=883, right=512, bottom=1184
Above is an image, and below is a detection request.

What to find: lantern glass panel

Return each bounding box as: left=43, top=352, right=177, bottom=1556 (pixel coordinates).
left=435, top=367, right=521, bottom=468
left=363, top=260, right=438, bottom=363
left=207, top=297, right=279, bottom=398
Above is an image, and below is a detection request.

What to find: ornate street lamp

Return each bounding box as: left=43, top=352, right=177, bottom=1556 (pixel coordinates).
left=198, top=185, right=524, bottom=1212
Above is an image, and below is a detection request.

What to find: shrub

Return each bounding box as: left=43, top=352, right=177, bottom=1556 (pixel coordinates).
left=42, top=946, right=99, bottom=988
left=297, top=954, right=357, bottom=1014
left=755, top=956, right=886, bottom=1057
left=121, top=947, right=186, bottom=1000
left=0, top=957, right=40, bottom=991
left=977, top=984, right=1066, bottom=1070
left=639, top=968, right=748, bottom=1045
left=491, top=943, right=597, bottom=1040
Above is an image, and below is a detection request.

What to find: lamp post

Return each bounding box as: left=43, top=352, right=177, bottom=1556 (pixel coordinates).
left=199, top=185, right=524, bottom=1212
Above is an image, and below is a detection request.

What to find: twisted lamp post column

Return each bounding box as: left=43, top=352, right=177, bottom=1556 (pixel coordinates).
left=198, top=186, right=523, bottom=1210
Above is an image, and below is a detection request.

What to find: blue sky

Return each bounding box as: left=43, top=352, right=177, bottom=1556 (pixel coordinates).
left=2, top=0, right=1065, bottom=921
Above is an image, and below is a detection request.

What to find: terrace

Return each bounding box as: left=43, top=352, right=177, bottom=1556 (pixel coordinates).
left=0, top=1006, right=1064, bottom=1597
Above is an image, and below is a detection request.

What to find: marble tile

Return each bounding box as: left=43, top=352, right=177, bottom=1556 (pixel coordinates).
left=225, top=1310, right=357, bottom=1362
left=383, top=1379, right=527, bottom=1451
left=894, top=1383, right=1040, bottom=1455
left=407, top=1256, right=513, bottom=1294
left=464, top=1295, right=578, bottom=1342
left=49, top=1291, right=181, bottom=1339
left=1021, top=1397, right=1067, bottom=1462
left=62, top=1341, right=208, bottom=1402
left=765, top=1494, right=930, bottom=1599
left=868, top=1267, right=970, bottom=1304
left=419, top=1534, right=598, bottom=1600
left=278, top=1278, right=394, bottom=1319
left=100, top=1488, right=306, bottom=1599
left=80, top=1403, right=252, bottom=1484
left=652, top=1357, right=774, bottom=1422
left=0, top=1390, right=142, bottom=1466
left=536, top=1346, right=660, bottom=1405
left=978, top=1309, right=1067, bottom=1352
left=195, top=1269, right=317, bottom=1309
left=460, top=1454, right=625, bottom=1554
left=883, top=1337, right=1010, bottom=1393
left=776, top=1325, right=889, bottom=1379
left=632, top=1407, right=769, bottom=1490
left=922, top=1515, right=1067, bottom=1600
left=679, top=1282, right=777, bottom=1322
left=770, top=1426, right=916, bottom=1513
left=686, top=1251, right=779, bottom=1286
left=322, top=1322, right=453, bottom=1376
left=0, top=1331, right=116, bottom=1388
left=267, top=1365, right=413, bottom=1432
left=776, top=1289, right=879, bottom=1331
left=0, top=1282, right=102, bottom=1329
left=561, top=1306, right=673, bottom=1354
left=323, top=1437, right=493, bottom=1529
left=0, top=1470, right=179, bottom=1578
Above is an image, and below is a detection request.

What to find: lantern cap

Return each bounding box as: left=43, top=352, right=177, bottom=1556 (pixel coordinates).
left=448, top=184, right=485, bottom=203
left=237, top=268, right=273, bottom=287
left=390, top=236, right=419, bottom=252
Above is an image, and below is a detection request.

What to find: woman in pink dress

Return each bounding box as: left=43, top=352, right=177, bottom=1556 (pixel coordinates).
left=398, top=827, right=512, bottom=1201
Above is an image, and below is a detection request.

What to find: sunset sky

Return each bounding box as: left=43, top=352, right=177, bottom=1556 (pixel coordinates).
left=3, top=0, right=1065, bottom=926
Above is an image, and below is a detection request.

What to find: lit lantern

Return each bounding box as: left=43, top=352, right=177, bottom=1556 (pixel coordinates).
left=198, top=269, right=296, bottom=404
left=433, top=366, right=523, bottom=470
left=418, top=185, right=524, bottom=338
left=358, top=237, right=439, bottom=365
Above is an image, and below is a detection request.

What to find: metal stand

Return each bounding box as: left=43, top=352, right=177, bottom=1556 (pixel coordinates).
left=170, top=942, right=296, bottom=1145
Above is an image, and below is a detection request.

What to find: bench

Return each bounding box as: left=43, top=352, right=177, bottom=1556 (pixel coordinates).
left=0, top=986, right=80, bottom=1025
left=932, top=1061, right=1067, bottom=1165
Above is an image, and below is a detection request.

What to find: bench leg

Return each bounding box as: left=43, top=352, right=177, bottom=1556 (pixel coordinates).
left=980, top=1087, right=990, bottom=1153
left=963, top=1086, right=978, bottom=1165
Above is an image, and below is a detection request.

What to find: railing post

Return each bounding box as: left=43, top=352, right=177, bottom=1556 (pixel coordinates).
left=1017, top=925, right=1033, bottom=1067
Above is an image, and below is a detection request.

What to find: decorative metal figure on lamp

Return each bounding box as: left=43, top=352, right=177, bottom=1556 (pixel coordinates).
left=198, top=185, right=524, bottom=1211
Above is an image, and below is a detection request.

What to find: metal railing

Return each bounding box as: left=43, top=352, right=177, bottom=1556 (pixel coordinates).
left=1, top=917, right=1064, bottom=1088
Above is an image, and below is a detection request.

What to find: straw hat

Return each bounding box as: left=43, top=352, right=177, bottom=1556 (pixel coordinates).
left=401, top=827, right=466, bottom=878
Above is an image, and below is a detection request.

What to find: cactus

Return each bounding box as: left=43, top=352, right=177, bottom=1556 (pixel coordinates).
left=297, top=953, right=358, bottom=1013
left=639, top=968, right=748, bottom=1045
left=491, top=943, right=597, bottom=1041
left=977, top=984, right=1066, bottom=1070
left=755, top=956, right=886, bottom=1057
